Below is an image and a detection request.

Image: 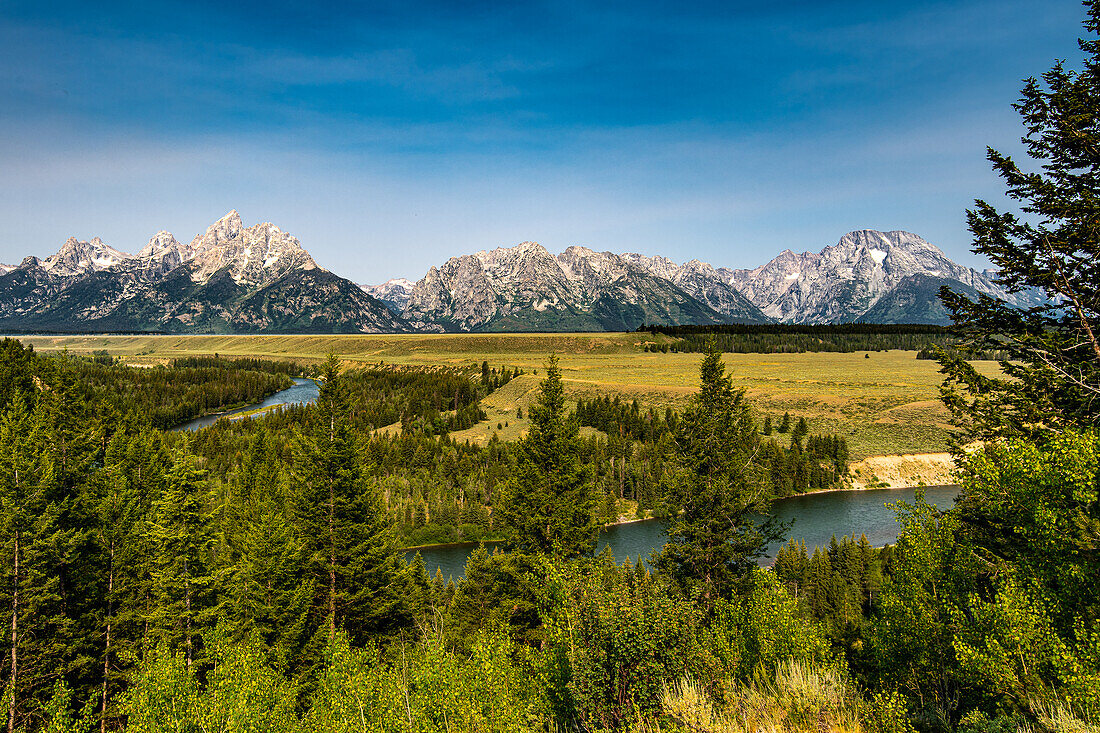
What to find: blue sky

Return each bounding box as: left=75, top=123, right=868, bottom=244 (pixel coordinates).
left=0, top=0, right=1086, bottom=283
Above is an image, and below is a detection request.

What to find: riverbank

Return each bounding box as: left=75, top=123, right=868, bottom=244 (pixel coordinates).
left=397, top=456, right=961, bottom=553
left=846, top=451, right=957, bottom=490
left=170, top=377, right=320, bottom=432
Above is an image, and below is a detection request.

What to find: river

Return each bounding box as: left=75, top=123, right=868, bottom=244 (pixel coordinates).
left=164, top=381, right=958, bottom=581
left=408, top=484, right=960, bottom=581
left=170, top=377, right=321, bottom=431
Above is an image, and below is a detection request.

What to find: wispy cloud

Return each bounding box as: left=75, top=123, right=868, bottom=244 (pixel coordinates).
left=0, top=0, right=1086, bottom=278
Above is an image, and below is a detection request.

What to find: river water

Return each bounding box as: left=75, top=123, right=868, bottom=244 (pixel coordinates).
left=409, top=484, right=960, bottom=581
left=170, top=377, right=320, bottom=432
left=164, top=380, right=958, bottom=582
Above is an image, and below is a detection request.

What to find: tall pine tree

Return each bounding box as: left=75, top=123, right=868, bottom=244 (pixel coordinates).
left=293, top=354, right=412, bottom=648
left=496, top=354, right=597, bottom=558
left=654, top=343, right=785, bottom=609
left=147, top=443, right=213, bottom=670
left=940, top=1, right=1100, bottom=439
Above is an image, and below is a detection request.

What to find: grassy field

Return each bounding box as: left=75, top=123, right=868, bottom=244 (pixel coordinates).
left=16, top=333, right=1002, bottom=458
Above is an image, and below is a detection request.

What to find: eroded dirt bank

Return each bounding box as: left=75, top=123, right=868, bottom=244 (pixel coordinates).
left=847, top=452, right=957, bottom=490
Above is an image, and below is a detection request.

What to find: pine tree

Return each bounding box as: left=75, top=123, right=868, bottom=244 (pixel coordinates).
left=147, top=444, right=213, bottom=671
left=791, top=417, right=808, bottom=449
left=95, top=423, right=164, bottom=731
left=939, top=2, right=1100, bottom=439
left=0, top=393, right=51, bottom=733
left=293, top=354, right=412, bottom=647
left=654, top=343, right=786, bottom=608
left=496, top=355, right=597, bottom=558
left=778, top=412, right=791, bottom=433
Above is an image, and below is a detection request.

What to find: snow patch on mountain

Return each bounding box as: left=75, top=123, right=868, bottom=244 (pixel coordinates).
left=364, top=278, right=416, bottom=313
left=725, top=230, right=1034, bottom=323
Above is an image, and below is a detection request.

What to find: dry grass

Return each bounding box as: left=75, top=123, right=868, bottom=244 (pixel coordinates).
left=661, top=662, right=865, bottom=733
left=18, top=333, right=1005, bottom=458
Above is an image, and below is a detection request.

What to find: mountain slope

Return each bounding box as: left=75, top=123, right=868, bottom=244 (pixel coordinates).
left=724, top=230, right=1036, bottom=324
left=403, top=242, right=762, bottom=331
left=859, top=273, right=984, bottom=324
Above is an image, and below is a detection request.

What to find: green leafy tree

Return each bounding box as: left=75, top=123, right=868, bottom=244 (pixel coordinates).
left=951, top=432, right=1100, bottom=713
left=869, top=494, right=970, bottom=727
left=940, top=2, right=1100, bottom=439
left=540, top=555, right=712, bottom=729
left=654, top=344, right=785, bottom=609
left=496, top=355, right=597, bottom=558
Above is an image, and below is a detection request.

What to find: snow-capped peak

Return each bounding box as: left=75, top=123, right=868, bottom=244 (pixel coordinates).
left=364, top=278, right=416, bottom=313
left=189, top=210, right=244, bottom=255
left=185, top=212, right=316, bottom=286
left=42, top=236, right=132, bottom=277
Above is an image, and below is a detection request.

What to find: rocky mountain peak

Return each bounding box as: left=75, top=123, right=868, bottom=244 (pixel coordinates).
left=474, top=240, right=557, bottom=273
left=42, top=236, right=131, bottom=277
left=189, top=210, right=244, bottom=254
left=726, top=229, right=1027, bottom=323
left=619, top=252, right=681, bottom=281
left=364, top=278, right=416, bottom=314
left=135, top=231, right=192, bottom=277
left=139, top=231, right=186, bottom=260
left=185, top=214, right=317, bottom=287
left=0, top=210, right=405, bottom=334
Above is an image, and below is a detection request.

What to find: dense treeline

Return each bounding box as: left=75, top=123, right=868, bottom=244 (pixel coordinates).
left=774, top=535, right=888, bottom=657
left=170, top=354, right=304, bottom=375
left=56, top=354, right=293, bottom=429
left=339, top=365, right=493, bottom=435
left=577, top=394, right=849, bottom=498
left=639, top=322, right=961, bottom=354
left=914, top=345, right=1010, bottom=361
left=575, top=394, right=675, bottom=441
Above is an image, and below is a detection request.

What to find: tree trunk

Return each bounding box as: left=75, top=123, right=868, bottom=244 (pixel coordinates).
left=184, top=558, right=192, bottom=671
left=328, top=480, right=336, bottom=642
left=8, top=530, right=18, bottom=733
left=100, top=540, right=114, bottom=733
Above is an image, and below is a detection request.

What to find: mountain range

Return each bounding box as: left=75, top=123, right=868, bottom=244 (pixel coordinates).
left=0, top=211, right=405, bottom=333
left=0, top=212, right=1036, bottom=333
left=369, top=229, right=1036, bottom=330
